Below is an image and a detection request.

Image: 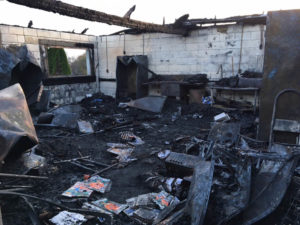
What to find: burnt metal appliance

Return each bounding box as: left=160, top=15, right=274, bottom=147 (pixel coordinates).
left=116, top=55, right=148, bottom=101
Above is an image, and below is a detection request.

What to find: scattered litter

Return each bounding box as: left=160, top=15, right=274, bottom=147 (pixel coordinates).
left=91, top=198, right=127, bottom=214
left=165, top=177, right=175, bottom=192
left=84, top=175, right=112, bottom=193
left=157, top=150, right=171, bottom=159
left=117, top=154, right=137, bottom=164
left=107, top=145, right=136, bottom=164
left=50, top=211, right=87, bottom=225
left=123, top=207, right=136, bottom=217
left=129, top=137, right=145, bottom=146
left=120, top=131, right=136, bottom=141
left=120, top=131, right=144, bottom=145
left=84, top=175, right=111, bottom=193
left=214, top=112, right=230, bottom=122
left=133, top=208, right=161, bottom=224
left=152, top=191, right=178, bottom=210
left=62, top=182, right=93, bottom=198
left=174, top=178, right=183, bottom=190
left=107, top=147, right=134, bottom=157
left=82, top=203, right=113, bottom=216
left=77, top=120, right=94, bottom=134
left=21, top=148, right=46, bottom=170
left=202, top=96, right=212, bottom=104
left=126, top=193, right=156, bottom=208
left=106, top=143, right=129, bottom=148
left=144, top=172, right=165, bottom=189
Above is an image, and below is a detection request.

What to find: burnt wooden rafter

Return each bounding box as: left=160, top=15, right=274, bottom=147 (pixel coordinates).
left=7, top=0, right=188, bottom=35
left=185, top=14, right=266, bottom=25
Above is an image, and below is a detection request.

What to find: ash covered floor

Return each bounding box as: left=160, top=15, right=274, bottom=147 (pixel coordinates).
left=0, top=94, right=299, bottom=225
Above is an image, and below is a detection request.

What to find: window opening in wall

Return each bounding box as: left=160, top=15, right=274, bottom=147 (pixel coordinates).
left=47, top=47, right=92, bottom=77
left=39, top=40, right=95, bottom=82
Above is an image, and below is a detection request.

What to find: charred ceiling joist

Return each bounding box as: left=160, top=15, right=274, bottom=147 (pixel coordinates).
left=185, top=14, right=267, bottom=26
left=7, top=0, right=188, bottom=35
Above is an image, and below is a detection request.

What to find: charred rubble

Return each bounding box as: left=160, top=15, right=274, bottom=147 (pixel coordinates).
left=0, top=85, right=299, bottom=225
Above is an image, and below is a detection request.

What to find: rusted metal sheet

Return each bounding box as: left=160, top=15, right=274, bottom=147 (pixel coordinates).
left=259, top=10, right=300, bottom=141
left=7, top=0, right=187, bottom=35
left=0, top=84, right=38, bottom=162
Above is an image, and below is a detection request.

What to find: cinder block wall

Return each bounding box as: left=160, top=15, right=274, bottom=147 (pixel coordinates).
left=0, top=24, right=99, bottom=104
left=0, top=23, right=265, bottom=104
left=98, top=24, right=265, bottom=96
left=46, top=83, right=97, bottom=104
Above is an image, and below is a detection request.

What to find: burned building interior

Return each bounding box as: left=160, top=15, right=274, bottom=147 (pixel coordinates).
left=0, top=1, right=300, bottom=225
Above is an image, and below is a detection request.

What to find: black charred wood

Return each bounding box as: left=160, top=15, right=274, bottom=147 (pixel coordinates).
left=7, top=0, right=188, bottom=35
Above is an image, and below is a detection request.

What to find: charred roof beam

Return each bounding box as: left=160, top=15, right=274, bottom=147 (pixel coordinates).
left=184, top=14, right=267, bottom=26
left=7, top=0, right=188, bottom=35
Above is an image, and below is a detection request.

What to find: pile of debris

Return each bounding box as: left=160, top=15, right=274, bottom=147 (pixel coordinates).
left=0, top=84, right=299, bottom=225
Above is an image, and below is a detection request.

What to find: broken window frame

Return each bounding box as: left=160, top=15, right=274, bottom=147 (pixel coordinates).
left=39, top=39, right=96, bottom=85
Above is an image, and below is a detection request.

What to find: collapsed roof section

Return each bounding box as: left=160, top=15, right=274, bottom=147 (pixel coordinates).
left=7, top=0, right=266, bottom=36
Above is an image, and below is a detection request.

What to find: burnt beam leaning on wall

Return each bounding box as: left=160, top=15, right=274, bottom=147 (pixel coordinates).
left=7, top=0, right=188, bottom=35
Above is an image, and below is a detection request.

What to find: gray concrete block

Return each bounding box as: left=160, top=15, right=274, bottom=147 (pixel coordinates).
left=8, top=26, right=24, bottom=35
left=1, top=34, right=18, bottom=43
left=24, top=28, right=37, bottom=36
